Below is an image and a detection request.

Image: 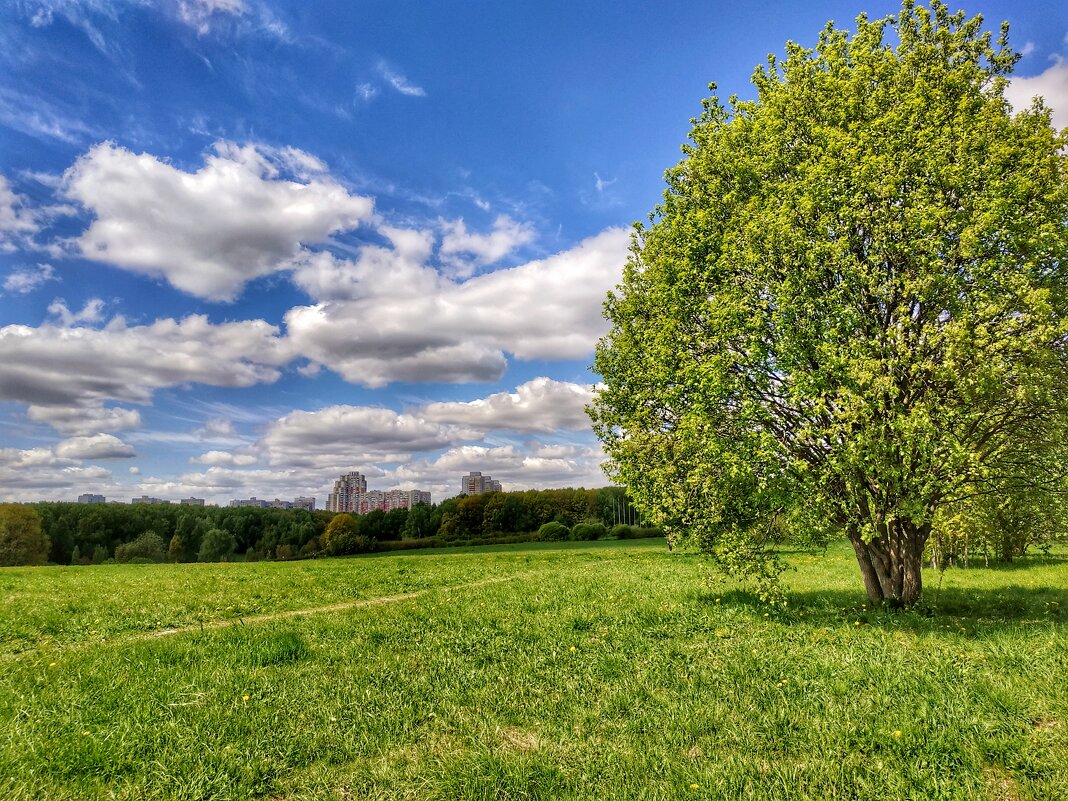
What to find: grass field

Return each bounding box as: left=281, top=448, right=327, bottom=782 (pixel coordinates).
left=0, top=539, right=1065, bottom=800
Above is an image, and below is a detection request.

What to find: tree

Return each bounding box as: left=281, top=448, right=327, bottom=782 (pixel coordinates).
left=115, top=531, right=167, bottom=563
left=322, top=514, right=372, bottom=555
left=0, top=504, right=50, bottom=566
left=199, top=528, right=236, bottom=562
left=590, top=1, right=1068, bottom=607
left=167, top=533, right=186, bottom=563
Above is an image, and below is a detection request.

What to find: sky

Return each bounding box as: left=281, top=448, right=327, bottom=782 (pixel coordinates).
left=0, top=0, right=1065, bottom=506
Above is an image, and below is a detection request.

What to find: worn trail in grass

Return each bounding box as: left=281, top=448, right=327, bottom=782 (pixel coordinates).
left=0, top=540, right=1065, bottom=800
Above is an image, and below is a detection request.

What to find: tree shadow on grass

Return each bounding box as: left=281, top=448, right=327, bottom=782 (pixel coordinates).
left=703, top=582, right=1066, bottom=638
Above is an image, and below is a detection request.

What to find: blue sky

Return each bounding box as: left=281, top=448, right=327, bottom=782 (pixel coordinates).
left=1, top=0, right=1065, bottom=505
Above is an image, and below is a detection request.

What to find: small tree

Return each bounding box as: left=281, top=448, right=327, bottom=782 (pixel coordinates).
left=0, top=504, right=49, bottom=566
left=167, top=533, right=186, bottom=563
left=199, top=528, right=236, bottom=562
left=591, top=2, right=1068, bottom=606
left=70, top=544, right=82, bottom=565
left=537, top=521, right=569, bottom=542
left=115, top=531, right=167, bottom=563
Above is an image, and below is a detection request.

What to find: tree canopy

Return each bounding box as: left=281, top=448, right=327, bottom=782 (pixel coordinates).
left=591, top=1, right=1068, bottom=606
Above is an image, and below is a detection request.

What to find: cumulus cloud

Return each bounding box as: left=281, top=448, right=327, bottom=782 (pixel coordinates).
left=54, top=433, right=136, bottom=459
left=0, top=175, right=41, bottom=251
left=0, top=446, right=112, bottom=500
left=286, top=227, right=629, bottom=387
left=1006, top=56, right=1068, bottom=132
left=420, top=378, right=595, bottom=433
left=63, top=141, right=374, bottom=301
left=191, top=450, right=258, bottom=466
left=27, top=402, right=142, bottom=435
left=393, top=442, right=607, bottom=495
left=47, top=298, right=105, bottom=326
left=3, top=263, right=57, bottom=294
left=259, top=405, right=477, bottom=468
left=291, top=226, right=435, bottom=301
left=439, top=214, right=535, bottom=276
left=0, top=312, right=290, bottom=408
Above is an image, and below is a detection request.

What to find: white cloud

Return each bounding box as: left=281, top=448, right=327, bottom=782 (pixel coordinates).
left=1006, top=56, right=1068, bottom=132
left=420, top=377, right=595, bottom=433
left=47, top=298, right=105, bottom=326
left=191, top=450, right=258, bottom=466
left=0, top=312, right=290, bottom=408
left=0, top=446, right=112, bottom=500
left=259, top=405, right=477, bottom=468
left=176, top=0, right=247, bottom=34
left=63, top=141, right=374, bottom=301
left=393, top=442, right=607, bottom=496
left=291, top=226, right=435, bottom=301
left=3, top=263, right=56, bottom=294
left=0, top=175, right=41, bottom=252
left=356, top=82, right=379, bottom=102
left=377, top=63, right=426, bottom=97
left=439, top=214, right=535, bottom=276
left=27, top=402, right=142, bottom=435
left=54, top=433, right=135, bottom=459
left=285, top=227, right=629, bottom=387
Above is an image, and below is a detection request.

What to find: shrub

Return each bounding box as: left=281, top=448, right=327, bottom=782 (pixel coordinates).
left=275, top=543, right=295, bottom=560
left=608, top=524, right=635, bottom=540
left=537, top=521, right=569, bottom=541
left=570, top=522, right=607, bottom=541
left=91, top=545, right=109, bottom=564
left=115, top=531, right=167, bottom=563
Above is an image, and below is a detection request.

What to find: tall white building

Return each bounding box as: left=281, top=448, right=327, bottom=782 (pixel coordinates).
left=327, top=471, right=368, bottom=513
left=461, top=471, right=502, bottom=495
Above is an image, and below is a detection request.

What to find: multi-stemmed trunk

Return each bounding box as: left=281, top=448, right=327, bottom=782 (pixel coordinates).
left=847, top=520, right=931, bottom=607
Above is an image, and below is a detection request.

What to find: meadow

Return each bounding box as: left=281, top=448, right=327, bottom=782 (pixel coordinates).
left=0, top=539, right=1064, bottom=800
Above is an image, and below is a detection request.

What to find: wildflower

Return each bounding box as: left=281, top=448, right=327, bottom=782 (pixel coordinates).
left=243, top=695, right=250, bottom=701
left=893, top=730, right=902, bottom=738
left=48, top=662, right=56, bottom=668
left=83, top=731, right=90, bottom=736
left=690, top=784, right=699, bottom=790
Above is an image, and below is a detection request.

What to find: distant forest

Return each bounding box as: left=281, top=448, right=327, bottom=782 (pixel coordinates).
left=29, top=486, right=656, bottom=564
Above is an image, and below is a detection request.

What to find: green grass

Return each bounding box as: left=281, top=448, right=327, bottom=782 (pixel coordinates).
left=0, top=539, right=1064, bottom=800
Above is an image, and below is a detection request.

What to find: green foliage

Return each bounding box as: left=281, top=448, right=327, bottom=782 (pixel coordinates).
left=167, top=533, right=186, bottom=563
left=115, top=531, right=167, bottom=563
left=69, top=545, right=82, bottom=565
left=591, top=1, right=1068, bottom=606
left=322, top=514, right=374, bottom=556
left=0, top=504, right=49, bottom=566
left=401, top=503, right=433, bottom=539
left=199, top=528, right=236, bottom=562
left=91, top=544, right=108, bottom=564
left=570, top=522, right=607, bottom=541
left=537, top=521, right=570, bottom=541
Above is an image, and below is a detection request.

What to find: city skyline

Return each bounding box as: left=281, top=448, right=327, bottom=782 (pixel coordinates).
left=0, top=0, right=1064, bottom=505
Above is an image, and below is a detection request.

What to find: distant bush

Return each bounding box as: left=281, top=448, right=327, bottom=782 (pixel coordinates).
left=323, top=514, right=375, bottom=555
left=607, top=524, right=635, bottom=540
left=570, top=522, right=607, bottom=541
left=634, top=527, right=664, bottom=539
left=91, top=545, right=109, bottom=564
left=199, top=528, right=236, bottom=562
left=537, top=521, right=569, bottom=541
left=115, top=531, right=166, bottom=563
left=167, top=533, right=186, bottom=563
left=126, top=556, right=155, bottom=565
left=275, top=543, right=295, bottom=560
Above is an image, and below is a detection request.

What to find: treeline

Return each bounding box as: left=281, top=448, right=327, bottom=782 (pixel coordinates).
left=0, top=487, right=656, bottom=566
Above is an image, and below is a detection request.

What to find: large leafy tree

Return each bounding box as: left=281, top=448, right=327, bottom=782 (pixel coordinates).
left=591, top=1, right=1068, bottom=606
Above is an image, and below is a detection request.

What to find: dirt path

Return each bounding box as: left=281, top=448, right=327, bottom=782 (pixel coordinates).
left=146, top=572, right=526, bottom=639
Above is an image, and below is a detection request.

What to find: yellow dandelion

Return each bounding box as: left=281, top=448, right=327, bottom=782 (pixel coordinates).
left=569, top=646, right=576, bottom=652
left=690, top=784, right=699, bottom=790
left=243, top=695, right=250, bottom=701
left=48, top=662, right=57, bottom=668
left=82, top=731, right=90, bottom=736
left=893, top=730, right=902, bottom=738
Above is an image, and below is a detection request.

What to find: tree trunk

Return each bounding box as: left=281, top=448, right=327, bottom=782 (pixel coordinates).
left=847, top=520, right=930, bottom=607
